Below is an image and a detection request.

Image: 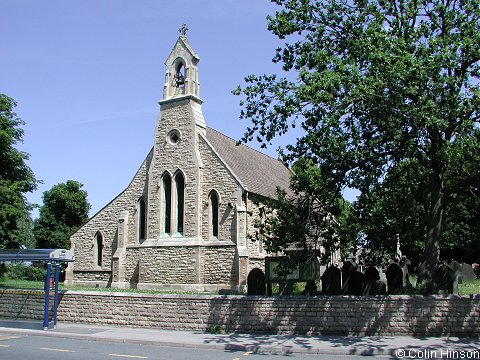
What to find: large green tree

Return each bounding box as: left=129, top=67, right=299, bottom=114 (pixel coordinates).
left=34, top=180, right=90, bottom=249
left=352, top=157, right=480, bottom=267
left=235, top=0, right=480, bottom=281
left=0, top=94, right=38, bottom=249
left=255, top=157, right=351, bottom=267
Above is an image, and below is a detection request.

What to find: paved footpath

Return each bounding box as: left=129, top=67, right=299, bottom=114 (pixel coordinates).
left=0, top=320, right=479, bottom=357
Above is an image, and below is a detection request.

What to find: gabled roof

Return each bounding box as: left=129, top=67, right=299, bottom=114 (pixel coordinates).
left=205, top=127, right=292, bottom=198
left=165, top=35, right=199, bottom=65
left=178, top=35, right=199, bottom=60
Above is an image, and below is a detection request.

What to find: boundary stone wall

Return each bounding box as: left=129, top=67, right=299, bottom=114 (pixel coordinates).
left=1, top=290, right=479, bottom=336
left=0, top=290, right=47, bottom=321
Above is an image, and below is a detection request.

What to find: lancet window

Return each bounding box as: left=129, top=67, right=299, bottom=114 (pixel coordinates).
left=209, top=190, right=219, bottom=239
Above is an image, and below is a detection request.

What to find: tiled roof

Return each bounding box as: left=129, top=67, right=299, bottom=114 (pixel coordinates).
left=205, top=127, right=292, bottom=198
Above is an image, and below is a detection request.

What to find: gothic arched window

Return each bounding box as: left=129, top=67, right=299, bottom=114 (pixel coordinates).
left=138, top=197, right=146, bottom=241
left=258, top=207, right=266, bottom=254
left=209, top=190, right=219, bottom=239
left=174, top=171, right=185, bottom=235
left=94, top=231, right=103, bottom=268
left=162, top=173, right=172, bottom=235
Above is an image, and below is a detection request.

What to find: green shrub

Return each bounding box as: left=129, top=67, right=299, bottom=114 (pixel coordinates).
left=1, top=263, right=46, bottom=281
left=206, top=325, right=224, bottom=334
left=0, top=263, right=6, bottom=278
left=414, top=279, right=438, bottom=296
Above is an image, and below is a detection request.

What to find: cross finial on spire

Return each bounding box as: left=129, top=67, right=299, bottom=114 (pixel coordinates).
left=179, top=23, right=188, bottom=36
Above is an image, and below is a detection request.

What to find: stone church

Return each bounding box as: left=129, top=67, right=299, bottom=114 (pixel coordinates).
left=66, top=31, right=291, bottom=293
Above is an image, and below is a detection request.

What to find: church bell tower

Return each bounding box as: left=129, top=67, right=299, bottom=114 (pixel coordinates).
left=162, top=25, right=201, bottom=101
left=159, top=24, right=205, bottom=129
left=145, top=25, right=205, bottom=243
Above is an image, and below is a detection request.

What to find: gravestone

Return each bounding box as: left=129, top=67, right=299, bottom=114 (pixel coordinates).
left=278, top=281, right=293, bottom=296
left=450, top=260, right=462, bottom=284
left=399, top=256, right=412, bottom=290
left=350, top=270, right=364, bottom=295
left=247, top=268, right=266, bottom=295
left=303, top=281, right=317, bottom=295
left=433, top=264, right=455, bottom=294
left=450, top=260, right=461, bottom=273
left=386, top=262, right=404, bottom=294
left=321, top=265, right=341, bottom=295
left=363, top=265, right=381, bottom=295
left=341, top=260, right=357, bottom=295
left=460, top=263, right=476, bottom=282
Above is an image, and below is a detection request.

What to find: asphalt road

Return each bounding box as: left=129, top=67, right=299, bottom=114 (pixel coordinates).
left=0, top=332, right=392, bottom=359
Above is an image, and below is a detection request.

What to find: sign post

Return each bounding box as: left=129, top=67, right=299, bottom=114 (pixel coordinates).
left=53, top=262, right=60, bottom=327
left=43, top=261, right=52, bottom=330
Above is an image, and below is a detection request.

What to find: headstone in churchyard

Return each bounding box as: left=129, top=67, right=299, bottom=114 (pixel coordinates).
left=450, top=260, right=461, bottom=273
left=400, top=256, right=412, bottom=290
left=247, top=268, right=266, bottom=295
left=364, top=265, right=380, bottom=281
left=450, top=260, right=462, bottom=284
left=279, top=281, right=293, bottom=296
left=378, top=281, right=387, bottom=295
left=433, top=263, right=455, bottom=294
left=350, top=270, right=364, bottom=295
left=386, top=262, right=404, bottom=294
left=303, top=280, right=317, bottom=295
left=341, top=260, right=357, bottom=295
left=321, top=265, right=341, bottom=295
left=460, top=263, right=476, bottom=282
left=363, top=265, right=381, bottom=295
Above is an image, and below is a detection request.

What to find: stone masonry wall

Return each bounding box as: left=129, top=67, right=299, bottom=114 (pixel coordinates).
left=148, top=99, right=201, bottom=239
left=2, top=290, right=478, bottom=336
left=124, top=247, right=140, bottom=285
left=202, top=246, right=237, bottom=285
left=139, top=246, right=197, bottom=284
left=0, top=290, right=47, bottom=321
left=71, top=270, right=112, bottom=283
left=70, top=150, right=152, bottom=284
left=246, top=196, right=265, bottom=258
left=198, top=134, right=241, bottom=242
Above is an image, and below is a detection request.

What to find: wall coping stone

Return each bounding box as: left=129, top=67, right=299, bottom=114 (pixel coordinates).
left=61, top=290, right=480, bottom=301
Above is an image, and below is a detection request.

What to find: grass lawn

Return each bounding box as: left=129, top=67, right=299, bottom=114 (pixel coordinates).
left=0, top=279, right=216, bottom=294
left=0, top=279, right=46, bottom=290
left=459, top=278, right=480, bottom=295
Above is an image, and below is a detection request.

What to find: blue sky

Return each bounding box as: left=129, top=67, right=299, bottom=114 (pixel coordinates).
left=1, top=1, right=302, bottom=217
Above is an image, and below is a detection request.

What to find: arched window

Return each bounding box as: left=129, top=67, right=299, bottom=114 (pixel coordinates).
left=94, top=232, right=103, bottom=267
left=174, top=62, right=185, bottom=94
left=161, top=170, right=185, bottom=237
left=162, top=173, right=172, bottom=235
left=138, top=197, right=146, bottom=241
left=174, top=172, right=185, bottom=235
left=209, top=190, right=219, bottom=239
left=258, top=207, right=266, bottom=254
